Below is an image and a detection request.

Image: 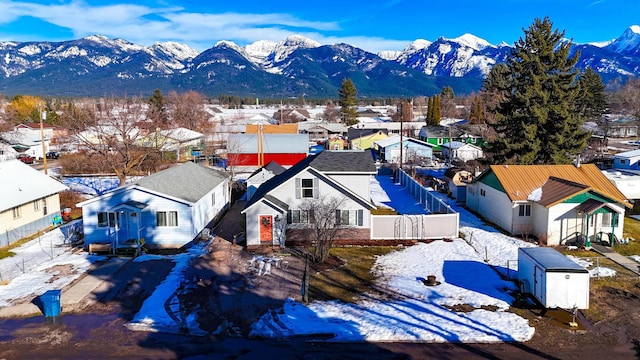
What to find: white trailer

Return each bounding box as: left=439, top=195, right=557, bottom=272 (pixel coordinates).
left=517, top=247, right=590, bottom=309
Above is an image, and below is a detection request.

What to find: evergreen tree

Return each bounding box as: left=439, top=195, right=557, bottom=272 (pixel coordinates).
left=469, top=96, right=484, bottom=124
left=147, top=89, right=168, bottom=126
left=484, top=17, right=589, bottom=164
left=576, top=68, right=607, bottom=121
left=432, top=95, right=441, bottom=124
left=338, top=78, right=358, bottom=126
left=426, top=96, right=434, bottom=124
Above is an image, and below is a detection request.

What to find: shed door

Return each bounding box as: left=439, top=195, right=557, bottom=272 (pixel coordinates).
left=534, top=266, right=545, bottom=305
left=259, top=215, right=273, bottom=243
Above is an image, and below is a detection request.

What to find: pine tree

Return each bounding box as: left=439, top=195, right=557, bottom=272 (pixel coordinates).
left=147, top=89, right=168, bottom=126
left=338, top=78, right=358, bottom=126
left=432, top=95, right=441, bottom=125
left=576, top=68, right=607, bottom=121
left=426, top=96, right=434, bottom=124
left=484, top=17, right=589, bottom=164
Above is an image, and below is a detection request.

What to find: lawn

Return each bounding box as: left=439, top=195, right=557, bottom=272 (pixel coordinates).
left=309, top=246, right=396, bottom=303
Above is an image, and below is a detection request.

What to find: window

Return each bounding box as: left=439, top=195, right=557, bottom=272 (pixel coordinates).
left=287, top=209, right=315, bottom=224
left=480, top=189, right=486, bottom=197
left=42, top=198, right=47, bottom=216
left=211, top=192, right=216, bottom=205
left=296, top=178, right=318, bottom=199
left=335, top=209, right=364, bottom=226
left=33, top=199, right=40, bottom=211
left=601, top=213, right=613, bottom=227
left=12, top=206, right=21, bottom=219
left=98, top=212, right=108, bottom=227
left=518, top=204, right=531, bottom=217
left=437, top=138, right=444, bottom=145
left=157, top=211, right=178, bottom=227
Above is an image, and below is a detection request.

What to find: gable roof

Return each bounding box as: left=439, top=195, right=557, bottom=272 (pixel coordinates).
left=613, top=149, right=640, bottom=159
left=479, top=164, right=630, bottom=207
left=242, top=151, right=376, bottom=211
left=348, top=128, right=387, bottom=140
left=132, top=162, right=228, bottom=203
left=79, top=162, right=229, bottom=206
left=1, top=159, right=68, bottom=212
left=419, top=125, right=462, bottom=138
left=248, top=160, right=287, bottom=179
left=375, top=136, right=433, bottom=148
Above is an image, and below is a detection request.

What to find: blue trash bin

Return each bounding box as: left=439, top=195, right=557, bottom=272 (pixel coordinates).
left=41, top=290, right=61, bottom=317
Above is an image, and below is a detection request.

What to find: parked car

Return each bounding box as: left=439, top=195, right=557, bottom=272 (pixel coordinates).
left=17, top=153, right=35, bottom=164
left=46, top=151, right=60, bottom=159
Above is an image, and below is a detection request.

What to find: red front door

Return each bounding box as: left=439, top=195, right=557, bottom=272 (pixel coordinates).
left=259, top=215, right=273, bottom=243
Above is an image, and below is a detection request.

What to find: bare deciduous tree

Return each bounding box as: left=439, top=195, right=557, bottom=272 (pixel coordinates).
left=60, top=97, right=168, bottom=185
left=296, top=196, right=356, bottom=264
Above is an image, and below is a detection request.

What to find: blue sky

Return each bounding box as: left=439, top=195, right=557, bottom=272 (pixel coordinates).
left=0, top=0, right=637, bottom=53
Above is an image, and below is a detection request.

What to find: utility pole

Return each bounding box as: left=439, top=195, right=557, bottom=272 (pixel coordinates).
left=39, top=105, right=48, bottom=175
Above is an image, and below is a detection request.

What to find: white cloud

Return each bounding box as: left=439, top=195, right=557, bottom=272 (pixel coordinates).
left=0, top=0, right=407, bottom=53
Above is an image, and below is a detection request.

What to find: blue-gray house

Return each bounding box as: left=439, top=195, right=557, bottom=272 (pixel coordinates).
left=77, top=162, right=230, bottom=253
left=373, top=136, right=434, bottom=164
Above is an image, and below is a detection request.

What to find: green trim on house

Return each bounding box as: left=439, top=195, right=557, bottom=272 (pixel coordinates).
left=562, top=191, right=618, bottom=206
left=478, top=171, right=505, bottom=192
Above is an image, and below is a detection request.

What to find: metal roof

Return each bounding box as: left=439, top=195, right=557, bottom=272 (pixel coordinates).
left=1, top=159, right=69, bottom=212
left=519, top=247, right=588, bottom=273
left=484, top=164, right=631, bottom=207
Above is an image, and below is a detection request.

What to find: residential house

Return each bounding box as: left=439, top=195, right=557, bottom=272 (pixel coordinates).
left=612, top=149, right=640, bottom=170
left=297, top=121, right=347, bottom=144
left=328, top=136, right=348, bottom=151
left=354, top=121, right=424, bottom=137
left=241, top=151, right=377, bottom=247
left=139, top=128, right=205, bottom=161
left=273, top=109, right=311, bottom=123
left=441, top=141, right=484, bottom=163
left=1, top=159, right=69, bottom=246
left=348, top=128, right=388, bottom=150
left=373, top=136, right=434, bottom=164
left=1, top=123, right=54, bottom=159
left=245, top=161, right=287, bottom=201
left=418, top=125, right=463, bottom=152
left=227, top=133, right=309, bottom=168
left=465, top=164, right=631, bottom=246
left=601, top=169, right=640, bottom=211
left=77, top=162, right=230, bottom=252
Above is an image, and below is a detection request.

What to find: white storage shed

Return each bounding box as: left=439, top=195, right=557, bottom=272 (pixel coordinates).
left=517, top=247, right=590, bottom=309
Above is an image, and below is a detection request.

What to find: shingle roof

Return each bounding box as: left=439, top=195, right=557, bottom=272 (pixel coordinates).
left=485, top=164, right=630, bottom=207
left=133, top=162, right=229, bottom=203
left=242, top=150, right=376, bottom=211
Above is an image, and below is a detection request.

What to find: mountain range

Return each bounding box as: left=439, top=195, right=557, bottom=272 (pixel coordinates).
left=1, top=26, right=639, bottom=99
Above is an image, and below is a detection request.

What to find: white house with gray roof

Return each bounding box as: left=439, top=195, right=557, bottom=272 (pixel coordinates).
left=241, top=151, right=377, bottom=247
left=1, top=159, right=68, bottom=246
left=77, top=162, right=230, bottom=252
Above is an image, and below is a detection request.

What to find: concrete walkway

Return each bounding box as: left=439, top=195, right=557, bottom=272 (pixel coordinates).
left=0, top=256, right=130, bottom=318
left=591, top=244, right=640, bottom=276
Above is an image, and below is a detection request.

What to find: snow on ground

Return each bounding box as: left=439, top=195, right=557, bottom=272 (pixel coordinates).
left=125, top=245, right=208, bottom=335
left=0, top=224, right=106, bottom=306
left=0, top=169, right=626, bottom=342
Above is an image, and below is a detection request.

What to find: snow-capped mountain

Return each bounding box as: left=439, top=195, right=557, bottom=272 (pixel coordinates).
left=0, top=26, right=638, bottom=98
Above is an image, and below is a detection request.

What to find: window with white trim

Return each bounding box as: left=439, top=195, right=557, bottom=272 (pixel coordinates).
left=157, top=211, right=178, bottom=227
left=12, top=206, right=21, bottom=219
left=518, top=204, right=531, bottom=217
left=33, top=199, right=40, bottom=211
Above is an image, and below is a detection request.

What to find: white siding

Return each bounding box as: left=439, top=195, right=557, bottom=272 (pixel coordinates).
left=473, top=183, right=513, bottom=233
